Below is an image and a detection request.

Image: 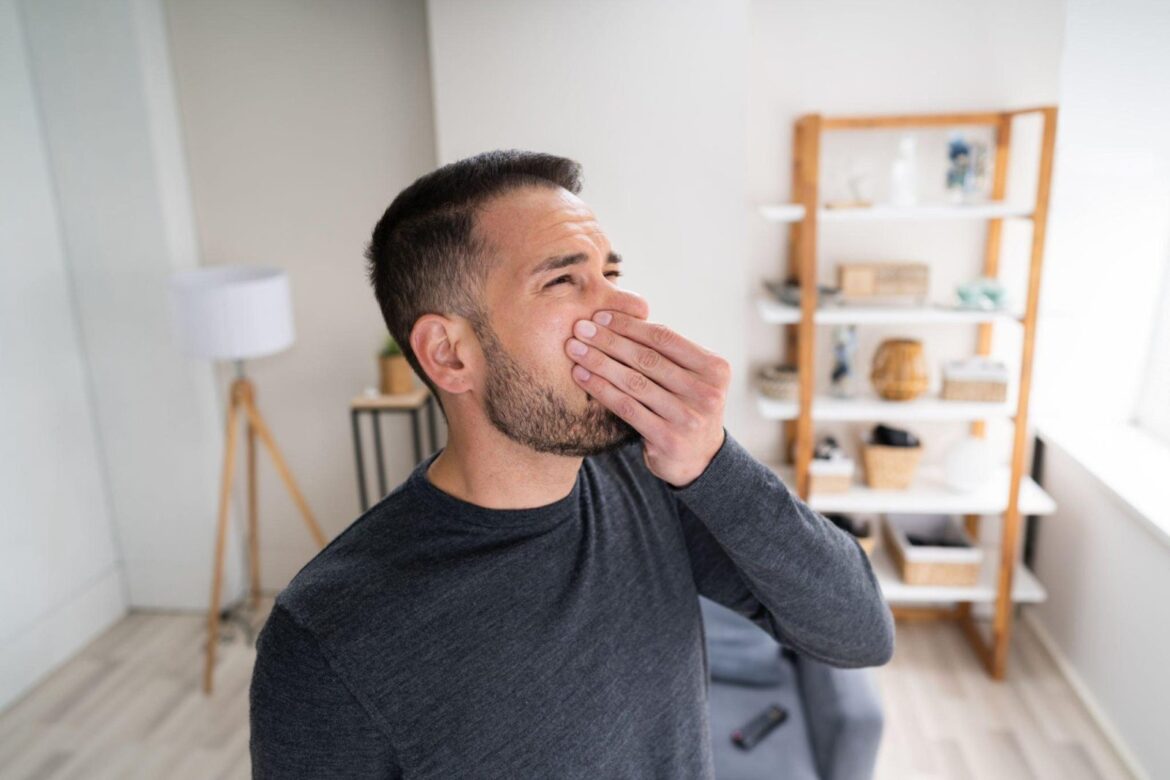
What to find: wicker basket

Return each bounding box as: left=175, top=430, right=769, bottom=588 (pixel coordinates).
left=941, top=357, right=1008, bottom=402
left=861, top=443, right=922, bottom=489
left=882, top=514, right=982, bottom=586
left=941, top=378, right=1007, bottom=402
left=758, top=364, right=798, bottom=401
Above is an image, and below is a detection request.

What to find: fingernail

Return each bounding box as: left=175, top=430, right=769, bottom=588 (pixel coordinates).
left=575, top=320, right=597, bottom=338
left=567, top=338, right=587, bottom=356
left=573, top=365, right=591, bottom=381
left=593, top=311, right=612, bottom=326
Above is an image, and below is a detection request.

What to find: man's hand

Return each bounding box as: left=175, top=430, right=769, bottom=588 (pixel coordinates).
left=565, top=309, right=730, bottom=487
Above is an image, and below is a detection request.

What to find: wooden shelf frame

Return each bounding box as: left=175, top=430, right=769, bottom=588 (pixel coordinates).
left=774, top=106, right=1059, bottom=680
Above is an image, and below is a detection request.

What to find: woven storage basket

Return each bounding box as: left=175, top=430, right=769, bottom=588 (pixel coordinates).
left=941, top=357, right=1008, bottom=402
left=941, top=378, right=1007, bottom=402
left=758, top=364, right=798, bottom=401
left=882, top=514, right=982, bottom=586
left=861, top=443, right=922, bottom=489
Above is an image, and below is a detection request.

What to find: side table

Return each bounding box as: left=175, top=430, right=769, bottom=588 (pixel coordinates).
left=350, top=387, right=440, bottom=511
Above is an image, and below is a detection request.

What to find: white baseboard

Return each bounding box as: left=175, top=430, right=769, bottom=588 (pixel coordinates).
left=1023, top=612, right=1150, bottom=780
left=0, top=565, right=127, bottom=711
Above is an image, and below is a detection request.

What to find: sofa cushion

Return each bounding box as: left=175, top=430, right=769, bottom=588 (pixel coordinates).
left=707, top=668, right=819, bottom=780
left=699, top=596, right=788, bottom=688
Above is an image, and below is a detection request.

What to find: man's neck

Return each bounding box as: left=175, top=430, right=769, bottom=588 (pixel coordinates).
left=425, top=429, right=584, bottom=511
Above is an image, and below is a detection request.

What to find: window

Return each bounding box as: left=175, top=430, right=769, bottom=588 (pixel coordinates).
left=1134, top=249, right=1170, bottom=447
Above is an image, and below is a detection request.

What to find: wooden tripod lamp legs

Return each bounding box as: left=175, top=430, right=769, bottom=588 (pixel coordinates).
left=204, top=378, right=327, bottom=694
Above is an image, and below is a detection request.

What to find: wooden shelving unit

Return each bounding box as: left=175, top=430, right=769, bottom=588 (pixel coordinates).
left=765, top=107, right=1059, bottom=679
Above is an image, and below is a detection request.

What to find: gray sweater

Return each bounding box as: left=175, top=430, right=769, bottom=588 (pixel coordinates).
left=249, top=428, right=894, bottom=778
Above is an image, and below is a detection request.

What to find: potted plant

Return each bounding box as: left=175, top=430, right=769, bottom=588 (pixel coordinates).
left=379, top=334, right=414, bottom=395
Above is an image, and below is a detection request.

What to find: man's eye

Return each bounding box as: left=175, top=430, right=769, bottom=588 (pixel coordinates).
left=546, top=271, right=623, bottom=288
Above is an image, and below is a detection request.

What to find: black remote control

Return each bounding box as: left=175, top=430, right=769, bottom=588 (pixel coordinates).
left=731, top=704, right=788, bottom=751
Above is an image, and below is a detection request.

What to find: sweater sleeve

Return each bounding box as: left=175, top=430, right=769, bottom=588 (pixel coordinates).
left=250, top=604, right=404, bottom=778
left=669, top=427, right=895, bottom=668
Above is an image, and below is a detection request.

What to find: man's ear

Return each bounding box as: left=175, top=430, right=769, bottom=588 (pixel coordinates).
left=410, top=314, right=476, bottom=396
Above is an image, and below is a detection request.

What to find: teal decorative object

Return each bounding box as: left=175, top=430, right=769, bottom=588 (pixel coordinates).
left=955, top=276, right=1008, bottom=310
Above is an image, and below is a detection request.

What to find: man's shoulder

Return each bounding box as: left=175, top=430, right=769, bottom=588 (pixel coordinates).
left=273, top=486, right=422, bottom=640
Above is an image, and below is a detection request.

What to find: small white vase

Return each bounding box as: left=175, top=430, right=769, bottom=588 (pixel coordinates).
left=889, top=134, right=918, bottom=207
left=942, top=435, right=995, bottom=492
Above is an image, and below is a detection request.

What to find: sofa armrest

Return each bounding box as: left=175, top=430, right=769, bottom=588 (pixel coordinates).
left=792, top=652, right=884, bottom=780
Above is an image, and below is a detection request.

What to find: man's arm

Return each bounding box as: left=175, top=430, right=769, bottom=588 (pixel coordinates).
left=669, top=427, right=895, bottom=668
left=250, top=604, right=404, bottom=778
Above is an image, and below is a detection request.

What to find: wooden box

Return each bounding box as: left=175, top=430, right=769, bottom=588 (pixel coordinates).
left=837, top=262, right=929, bottom=301
left=882, top=514, right=982, bottom=587
left=809, top=456, right=855, bottom=494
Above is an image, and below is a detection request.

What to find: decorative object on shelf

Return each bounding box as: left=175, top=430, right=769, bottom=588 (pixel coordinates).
left=946, top=132, right=990, bottom=204
left=837, top=262, right=928, bottom=304
left=757, top=363, right=798, bottom=401
left=826, top=155, right=875, bottom=210
left=824, top=512, right=876, bottom=556
left=941, top=356, right=1009, bottom=402
left=870, top=338, right=929, bottom=400
left=889, top=134, right=918, bottom=207
left=883, top=513, right=983, bottom=586
left=942, top=434, right=997, bottom=492
left=763, top=277, right=842, bottom=307
left=809, top=435, right=855, bottom=493
left=828, top=324, right=859, bottom=398
left=954, top=275, right=1009, bottom=310
left=379, top=334, right=414, bottom=394
left=861, top=423, right=922, bottom=489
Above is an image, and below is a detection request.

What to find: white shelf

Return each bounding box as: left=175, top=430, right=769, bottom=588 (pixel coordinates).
left=868, top=542, right=1046, bottom=604
left=756, top=391, right=1016, bottom=422
left=757, top=201, right=1033, bottom=223
left=765, top=462, right=1057, bottom=516
left=755, top=296, right=1023, bottom=325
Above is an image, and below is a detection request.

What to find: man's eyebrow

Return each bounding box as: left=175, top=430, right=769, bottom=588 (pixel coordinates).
left=529, top=251, right=622, bottom=277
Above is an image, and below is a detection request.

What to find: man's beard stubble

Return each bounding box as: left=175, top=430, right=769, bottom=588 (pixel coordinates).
left=474, top=318, right=641, bottom=457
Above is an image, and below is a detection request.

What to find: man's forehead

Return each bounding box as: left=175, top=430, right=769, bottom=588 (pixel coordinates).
left=477, top=186, right=607, bottom=258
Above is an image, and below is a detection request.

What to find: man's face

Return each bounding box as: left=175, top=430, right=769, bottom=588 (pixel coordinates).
left=470, top=185, right=649, bottom=457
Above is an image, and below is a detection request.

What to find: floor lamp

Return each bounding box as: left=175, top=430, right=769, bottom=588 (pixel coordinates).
left=170, top=266, right=327, bottom=694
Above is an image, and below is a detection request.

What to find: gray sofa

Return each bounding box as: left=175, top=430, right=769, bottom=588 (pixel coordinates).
left=700, top=596, right=884, bottom=780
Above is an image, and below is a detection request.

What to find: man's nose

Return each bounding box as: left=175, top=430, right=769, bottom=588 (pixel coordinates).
left=599, top=285, right=650, bottom=321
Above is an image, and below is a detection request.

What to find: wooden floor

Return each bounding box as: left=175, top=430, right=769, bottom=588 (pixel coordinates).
left=0, top=600, right=1133, bottom=780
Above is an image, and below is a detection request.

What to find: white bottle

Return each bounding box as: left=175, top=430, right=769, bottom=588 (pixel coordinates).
left=889, top=134, right=918, bottom=207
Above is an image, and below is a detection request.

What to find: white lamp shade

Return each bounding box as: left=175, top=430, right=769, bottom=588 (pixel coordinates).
left=169, top=265, right=295, bottom=360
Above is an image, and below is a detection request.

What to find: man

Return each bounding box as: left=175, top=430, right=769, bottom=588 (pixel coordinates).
left=249, top=149, right=894, bottom=778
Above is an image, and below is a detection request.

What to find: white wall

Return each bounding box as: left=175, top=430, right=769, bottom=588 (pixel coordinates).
left=1028, top=0, right=1170, bottom=776
left=163, top=0, right=439, bottom=589
left=427, top=0, right=755, bottom=435
left=17, top=0, right=241, bottom=613
left=0, top=0, right=125, bottom=709
left=427, top=0, right=1065, bottom=467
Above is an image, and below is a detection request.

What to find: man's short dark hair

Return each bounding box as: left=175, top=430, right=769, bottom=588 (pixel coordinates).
left=364, top=149, right=583, bottom=418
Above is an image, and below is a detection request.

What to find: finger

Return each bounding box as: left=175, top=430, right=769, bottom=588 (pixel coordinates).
left=572, top=319, right=699, bottom=400
left=593, top=310, right=716, bottom=377
left=565, top=338, right=691, bottom=425
left=571, top=361, right=671, bottom=441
